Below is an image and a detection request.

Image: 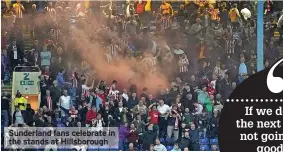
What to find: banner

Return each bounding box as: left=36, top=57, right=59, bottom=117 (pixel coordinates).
left=13, top=72, right=40, bottom=95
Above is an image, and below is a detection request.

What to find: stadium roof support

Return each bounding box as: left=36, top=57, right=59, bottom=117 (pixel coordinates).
left=257, top=0, right=264, bottom=72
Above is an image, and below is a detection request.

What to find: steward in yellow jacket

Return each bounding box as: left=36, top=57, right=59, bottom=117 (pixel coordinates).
left=14, top=92, right=28, bottom=111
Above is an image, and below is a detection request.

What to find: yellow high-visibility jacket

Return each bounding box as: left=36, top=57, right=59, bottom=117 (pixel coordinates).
left=14, top=97, right=27, bottom=111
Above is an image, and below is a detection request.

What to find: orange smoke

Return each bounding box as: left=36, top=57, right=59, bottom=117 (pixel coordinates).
left=69, top=26, right=169, bottom=94
left=13, top=1, right=171, bottom=95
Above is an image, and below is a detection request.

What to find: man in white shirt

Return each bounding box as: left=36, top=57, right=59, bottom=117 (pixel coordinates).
left=157, top=100, right=170, bottom=116
left=157, top=100, right=170, bottom=136
left=59, top=89, right=71, bottom=123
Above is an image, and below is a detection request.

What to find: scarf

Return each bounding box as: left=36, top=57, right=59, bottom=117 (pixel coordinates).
left=47, top=96, right=52, bottom=110
left=71, top=73, right=78, bottom=88
left=267, top=0, right=271, bottom=12
left=174, top=116, right=179, bottom=129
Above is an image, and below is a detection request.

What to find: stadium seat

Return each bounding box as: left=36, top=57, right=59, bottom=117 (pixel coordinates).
left=211, top=144, right=219, bottom=151
left=199, top=138, right=209, bottom=145
left=160, top=138, right=165, bottom=144
left=58, top=148, right=72, bottom=151
left=166, top=138, right=175, bottom=146
left=138, top=144, right=143, bottom=151
left=166, top=146, right=173, bottom=151
left=36, top=148, right=44, bottom=151
left=56, top=118, right=61, bottom=123
left=200, top=145, right=210, bottom=151
left=57, top=123, right=65, bottom=127
left=109, top=147, right=119, bottom=151
left=123, top=142, right=129, bottom=150
left=87, top=147, right=99, bottom=151
left=99, top=147, right=109, bottom=151
left=210, top=138, right=218, bottom=145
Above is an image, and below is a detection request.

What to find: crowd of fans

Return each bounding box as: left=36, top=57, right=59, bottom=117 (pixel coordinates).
left=1, top=0, right=283, bottom=151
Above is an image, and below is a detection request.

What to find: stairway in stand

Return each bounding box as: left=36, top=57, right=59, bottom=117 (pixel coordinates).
left=1, top=27, right=34, bottom=95
left=1, top=84, right=12, bottom=95
left=23, top=30, right=34, bottom=53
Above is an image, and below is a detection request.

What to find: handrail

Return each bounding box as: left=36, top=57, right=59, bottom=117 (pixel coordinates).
left=14, top=66, right=41, bottom=72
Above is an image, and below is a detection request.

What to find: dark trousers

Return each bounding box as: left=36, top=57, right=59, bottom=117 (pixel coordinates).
left=12, top=59, right=21, bottom=70
left=191, top=142, right=200, bottom=151
left=158, top=117, right=167, bottom=137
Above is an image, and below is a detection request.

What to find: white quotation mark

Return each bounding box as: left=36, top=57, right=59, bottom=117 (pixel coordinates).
left=267, top=58, right=283, bottom=93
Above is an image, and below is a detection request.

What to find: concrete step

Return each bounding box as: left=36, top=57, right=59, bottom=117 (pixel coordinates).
left=23, top=32, right=33, bottom=50
left=2, top=84, right=12, bottom=94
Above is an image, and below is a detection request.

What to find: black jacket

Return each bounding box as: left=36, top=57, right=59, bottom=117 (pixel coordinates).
left=25, top=107, right=35, bottom=125
left=127, top=97, right=138, bottom=110
left=142, top=130, right=157, bottom=150
left=168, top=89, right=179, bottom=105
left=113, top=107, right=126, bottom=125
left=179, top=137, right=191, bottom=150
left=189, top=129, right=200, bottom=144
left=8, top=44, right=22, bottom=61
left=78, top=106, right=88, bottom=123
left=219, top=78, right=232, bottom=100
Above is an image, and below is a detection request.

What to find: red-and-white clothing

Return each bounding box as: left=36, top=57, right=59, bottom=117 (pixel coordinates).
left=51, top=29, right=61, bottom=42
left=178, top=56, right=189, bottom=73
left=107, top=84, right=119, bottom=100
left=82, top=85, right=91, bottom=98
left=46, top=96, right=52, bottom=110
left=106, top=84, right=115, bottom=94
left=70, top=73, right=78, bottom=88
left=149, top=111, right=160, bottom=125
left=108, top=89, right=119, bottom=100
left=266, top=0, right=271, bottom=12
left=70, top=109, right=78, bottom=118
left=207, top=82, right=216, bottom=96
left=210, top=80, right=217, bottom=89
